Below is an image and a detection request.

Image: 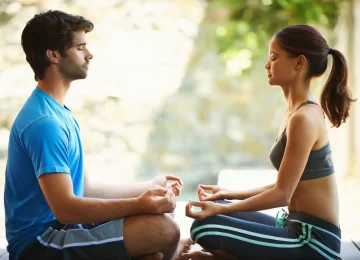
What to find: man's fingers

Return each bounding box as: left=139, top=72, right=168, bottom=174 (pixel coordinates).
left=163, top=174, right=184, bottom=186
left=170, top=190, right=175, bottom=202
left=155, top=190, right=176, bottom=214
left=169, top=182, right=182, bottom=196
left=164, top=189, right=172, bottom=201
left=171, top=182, right=181, bottom=190
left=173, top=186, right=181, bottom=196
left=168, top=191, right=176, bottom=212
left=153, top=189, right=172, bottom=209
left=166, top=190, right=176, bottom=208
left=149, top=187, right=168, bottom=196
left=174, top=182, right=182, bottom=191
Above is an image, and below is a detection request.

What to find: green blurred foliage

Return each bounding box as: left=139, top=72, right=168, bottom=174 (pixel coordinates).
left=208, top=0, right=341, bottom=77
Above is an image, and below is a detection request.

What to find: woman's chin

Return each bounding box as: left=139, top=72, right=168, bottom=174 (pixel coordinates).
left=267, top=78, right=280, bottom=87
left=267, top=79, right=275, bottom=86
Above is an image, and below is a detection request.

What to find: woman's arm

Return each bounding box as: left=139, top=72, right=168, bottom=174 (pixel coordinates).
left=220, top=112, right=318, bottom=213
left=225, top=183, right=276, bottom=200
left=187, top=112, right=320, bottom=219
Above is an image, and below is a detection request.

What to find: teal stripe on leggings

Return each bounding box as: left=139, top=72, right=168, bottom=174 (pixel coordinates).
left=193, top=231, right=307, bottom=248
left=191, top=224, right=301, bottom=243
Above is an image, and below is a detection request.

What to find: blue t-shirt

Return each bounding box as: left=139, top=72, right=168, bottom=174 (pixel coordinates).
left=4, top=87, right=84, bottom=259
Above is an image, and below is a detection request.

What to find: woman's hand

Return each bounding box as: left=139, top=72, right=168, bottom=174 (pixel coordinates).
left=185, top=200, right=222, bottom=220
left=197, top=184, right=229, bottom=201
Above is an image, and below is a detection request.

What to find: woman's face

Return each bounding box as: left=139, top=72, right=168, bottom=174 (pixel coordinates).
left=264, top=37, right=300, bottom=87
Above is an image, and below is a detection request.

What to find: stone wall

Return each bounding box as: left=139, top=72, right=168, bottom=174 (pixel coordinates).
left=0, top=0, right=283, bottom=197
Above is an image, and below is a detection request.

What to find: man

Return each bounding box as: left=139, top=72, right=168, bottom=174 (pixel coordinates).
left=4, top=10, right=189, bottom=260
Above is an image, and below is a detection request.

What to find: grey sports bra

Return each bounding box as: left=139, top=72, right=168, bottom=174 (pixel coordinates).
left=269, top=101, right=335, bottom=181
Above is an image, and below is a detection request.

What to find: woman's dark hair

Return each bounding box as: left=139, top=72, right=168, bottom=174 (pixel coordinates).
left=274, top=25, right=356, bottom=128
left=21, top=10, right=94, bottom=81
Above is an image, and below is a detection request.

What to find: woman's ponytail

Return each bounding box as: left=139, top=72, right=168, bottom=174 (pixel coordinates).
left=321, top=49, right=356, bottom=127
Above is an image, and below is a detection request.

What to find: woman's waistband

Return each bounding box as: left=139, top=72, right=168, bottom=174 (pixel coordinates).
left=287, top=211, right=341, bottom=239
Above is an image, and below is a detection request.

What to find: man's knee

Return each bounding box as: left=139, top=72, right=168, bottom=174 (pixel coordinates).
left=159, top=214, right=180, bottom=245
left=123, top=213, right=180, bottom=257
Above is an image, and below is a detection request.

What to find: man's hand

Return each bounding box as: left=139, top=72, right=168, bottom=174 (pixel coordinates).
left=152, top=174, right=183, bottom=196
left=185, top=200, right=221, bottom=220
left=137, top=187, right=176, bottom=214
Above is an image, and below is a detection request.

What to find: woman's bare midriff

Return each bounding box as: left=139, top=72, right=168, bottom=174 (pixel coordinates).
left=288, top=174, right=339, bottom=227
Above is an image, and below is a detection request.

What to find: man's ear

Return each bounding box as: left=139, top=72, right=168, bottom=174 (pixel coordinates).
left=295, top=55, right=307, bottom=71
left=45, top=49, right=61, bottom=64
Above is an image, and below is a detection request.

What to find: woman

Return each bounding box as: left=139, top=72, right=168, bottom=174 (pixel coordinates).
left=180, top=25, right=355, bottom=260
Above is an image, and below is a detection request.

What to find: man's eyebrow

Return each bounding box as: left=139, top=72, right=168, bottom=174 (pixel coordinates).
left=270, top=51, right=279, bottom=55
left=75, top=43, right=87, bottom=47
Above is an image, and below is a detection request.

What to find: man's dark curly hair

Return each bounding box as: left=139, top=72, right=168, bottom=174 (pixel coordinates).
left=21, top=10, right=94, bottom=81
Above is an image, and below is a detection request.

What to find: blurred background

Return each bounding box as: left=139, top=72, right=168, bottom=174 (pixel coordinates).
left=0, top=0, right=359, bottom=247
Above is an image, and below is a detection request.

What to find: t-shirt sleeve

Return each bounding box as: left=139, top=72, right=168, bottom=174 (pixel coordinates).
left=21, top=116, right=71, bottom=178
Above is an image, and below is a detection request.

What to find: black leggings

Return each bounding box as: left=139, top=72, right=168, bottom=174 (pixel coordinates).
left=190, top=200, right=341, bottom=259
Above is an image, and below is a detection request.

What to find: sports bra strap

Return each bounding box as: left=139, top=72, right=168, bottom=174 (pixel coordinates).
left=293, top=100, right=325, bottom=118
left=294, top=100, right=315, bottom=112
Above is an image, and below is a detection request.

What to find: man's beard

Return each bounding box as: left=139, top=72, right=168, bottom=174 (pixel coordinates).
left=59, top=58, right=87, bottom=81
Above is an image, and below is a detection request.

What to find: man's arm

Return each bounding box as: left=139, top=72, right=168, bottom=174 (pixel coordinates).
left=84, top=170, right=183, bottom=199
left=24, top=117, right=176, bottom=224
left=84, top=173, right=157, bottom=199
left=39, top=173, right=176, bottom=224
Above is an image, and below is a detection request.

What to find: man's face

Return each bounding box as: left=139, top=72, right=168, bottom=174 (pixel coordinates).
left=58, top=30, right=93, bottom=80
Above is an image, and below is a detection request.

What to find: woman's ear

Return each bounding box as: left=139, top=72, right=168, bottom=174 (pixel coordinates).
left=295, top=55, right=307, bottom=71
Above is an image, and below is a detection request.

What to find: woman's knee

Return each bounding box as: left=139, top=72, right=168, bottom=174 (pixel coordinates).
left=190, top=215, right=218, bottom=232
left=190, top=216, right=224, bottom=250
left=189, top=218, right=210, bottom=243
